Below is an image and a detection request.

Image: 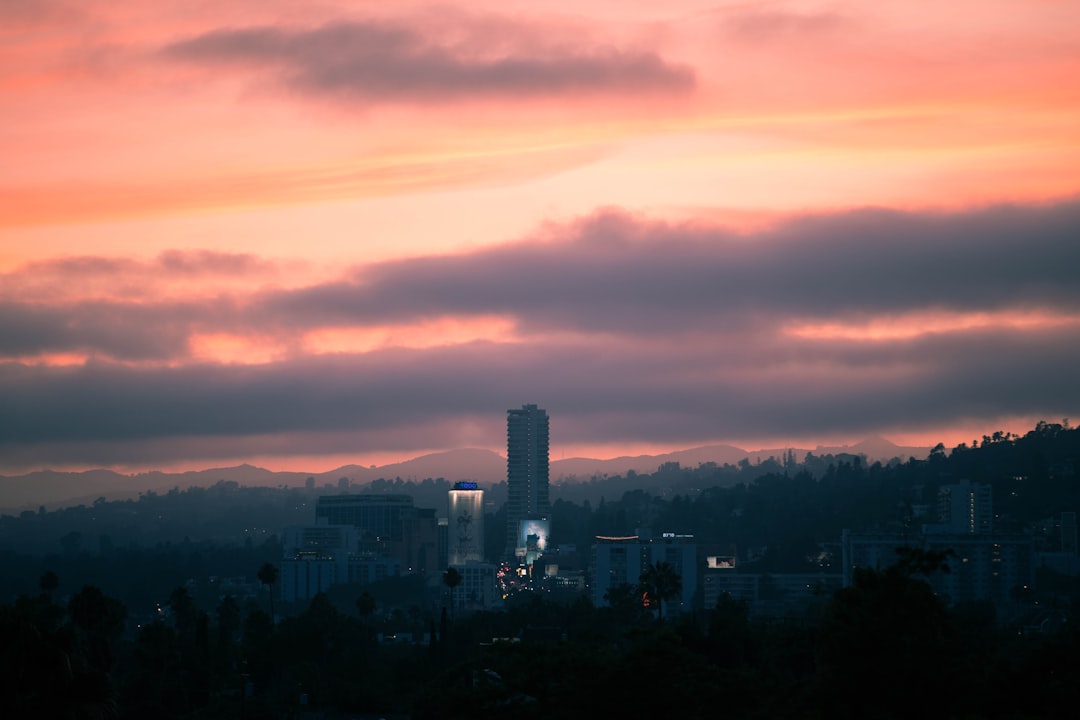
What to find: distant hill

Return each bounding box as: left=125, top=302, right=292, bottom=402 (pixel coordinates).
left=747, top=437, right=930, bottom=466
left=551, top=444, right=751, bottom=480
left=0, top=449, right=508, bottom=514
left=552, top=438, right=928, bottom=481
left=331, top=448, right=507, bottom=485
left=0, top=439, right=929, bottom=514
left=0, top=464, right=312, bottom=515
left=813, top=435, right=929, bottom=462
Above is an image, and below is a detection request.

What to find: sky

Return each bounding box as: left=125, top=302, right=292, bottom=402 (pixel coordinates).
left=1, top=0, right=1079, bottom=475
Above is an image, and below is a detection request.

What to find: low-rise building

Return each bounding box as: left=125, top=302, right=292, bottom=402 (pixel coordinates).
left=591, top=529, right=698, bottom=616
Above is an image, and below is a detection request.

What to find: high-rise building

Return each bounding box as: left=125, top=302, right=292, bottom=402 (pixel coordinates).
left=505, top=404, right=550, bottom=557
left=448, top=481, right=485, bottom=565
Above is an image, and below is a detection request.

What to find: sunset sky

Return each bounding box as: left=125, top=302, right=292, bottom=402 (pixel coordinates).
left=2, top=0, right=1079, bottom=475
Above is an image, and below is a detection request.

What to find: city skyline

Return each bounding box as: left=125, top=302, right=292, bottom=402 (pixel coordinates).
left=2, top=1, right=1079, bottom=476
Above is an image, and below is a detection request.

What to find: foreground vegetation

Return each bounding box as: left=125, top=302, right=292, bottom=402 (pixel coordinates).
left=4, top=553, right=1080, bottom=719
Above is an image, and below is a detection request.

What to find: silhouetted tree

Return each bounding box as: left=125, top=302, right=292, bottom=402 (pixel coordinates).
left=639, top=560, right=682, bottom=620
left=69, top=584, right=126, bottom=674
left=241, top=608, right=274, bottom=694
left=216, top=594, right=241, bottom=650
left=706, top=593, right=755, bottom=669
left=602, top=581, right=646, bottom=630
left=129, top=620, right=187, bottom=716
left=257, top=562, right=279, bottom=622
left=38, top=570, right=59, bottom=597
left=0, top=587, right=123, bottom=719
left=356, top=591, right=376, bottom=620
left=443, top=567, right=462, bottom=614
left=816, top=549, right=960, bottom=718
left=168, top=586, right=197, bottom=641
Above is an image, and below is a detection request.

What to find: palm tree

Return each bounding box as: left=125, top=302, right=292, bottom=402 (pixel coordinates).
left=39, top=570, right=59, bottom=598
left=443, top=567, right=462, bottom=615
left=216, top=595, right=241, bottom=650
left=257, top=562, right=279, bottom=622
left=356, top=591, right=376, bottom=620
left=638, top=560, right=682, bottom=621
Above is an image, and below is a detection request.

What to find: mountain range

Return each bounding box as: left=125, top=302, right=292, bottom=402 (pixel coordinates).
left=0, top=437, right=929, bottom=514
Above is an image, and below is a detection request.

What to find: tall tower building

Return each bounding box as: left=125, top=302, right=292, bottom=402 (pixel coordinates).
left=505, top=404, right=550, bottom=557
left=448, top=481, right=485, bottom=565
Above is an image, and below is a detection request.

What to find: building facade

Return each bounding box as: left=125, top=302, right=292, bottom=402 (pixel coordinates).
left=841, top=528, right=1035, bottom=618
left=591, top=531, right=698, bottom=616
left=448, top=481, right=485, bottom=565
left=505, top=404, right=550, bottom=557
left=925, top=479, right=993, bottom=534
left=315, top=494, right=438, bottom=573
left=702, top=572, right=841, bottom=615
left=447, top=561, right=499, bottom=611
left=280, top=524, right=357, bottom=603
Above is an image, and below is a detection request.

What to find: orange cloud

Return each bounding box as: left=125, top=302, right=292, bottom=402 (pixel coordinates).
left=303, top=316, right=519, bottom=357
left=787, top=312, right=1080, bottom=342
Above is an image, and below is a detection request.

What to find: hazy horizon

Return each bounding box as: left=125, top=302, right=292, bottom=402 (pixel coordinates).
left=0, top=414, right=1055, bottom=478
left=1, top=425, right=960, bottom=479
left=1, top=426, right=945, bottom=512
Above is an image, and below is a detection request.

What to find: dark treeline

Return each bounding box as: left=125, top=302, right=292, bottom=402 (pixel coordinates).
left=554, top=420, right=1080, bottom=569
left=5, top=552, right=1080, bottom=718
left=2, top=420, right=1079, bottom=717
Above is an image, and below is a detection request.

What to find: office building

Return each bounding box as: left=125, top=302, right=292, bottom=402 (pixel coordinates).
left=447, top=561, right=499, bottom=611
left=280, top=524, right=357, bottom=603
left=591, top=530, right=698, bottom=616
left=280, top=524, right=404, bottom=603
left=506, top=404, right=550, bottom=557
left=315, top=494, right=438, bottom=573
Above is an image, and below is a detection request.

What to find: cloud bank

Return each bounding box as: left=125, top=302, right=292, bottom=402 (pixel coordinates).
left=1, top=199, right=1078, bottom=470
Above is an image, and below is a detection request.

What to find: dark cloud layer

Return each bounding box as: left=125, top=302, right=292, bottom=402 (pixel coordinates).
left=1, top=324, right=1077, bottom=466
left=2, top=199, right=1078, bottom=469
left=270, top=201, right=1080, bottom=332
left=162, top=20, right=695, bottom=101
left=4, top=200, right=1079, bottom=361
left=0, top=299, right=225, bottom=360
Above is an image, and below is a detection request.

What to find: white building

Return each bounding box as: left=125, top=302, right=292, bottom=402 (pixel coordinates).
left=448, top=482, right=485, bottom=565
